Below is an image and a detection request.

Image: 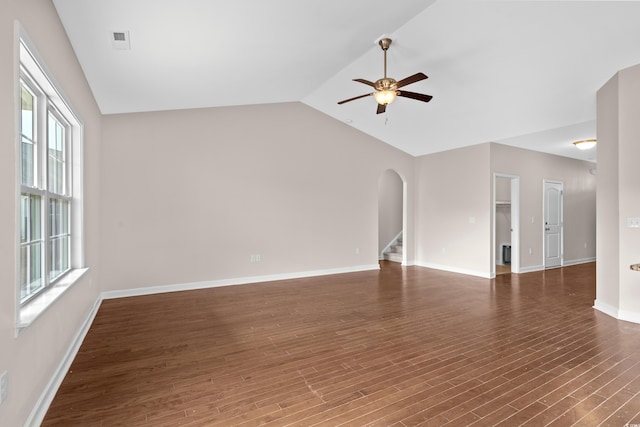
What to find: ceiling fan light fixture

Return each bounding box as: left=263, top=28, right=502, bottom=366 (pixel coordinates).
left=374, top=90, right=397, bottom=105
left=573, top=139, right=596, bottom=150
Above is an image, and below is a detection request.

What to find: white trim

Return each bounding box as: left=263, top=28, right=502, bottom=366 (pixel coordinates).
left=102, top=264, right=381, bottom=300
left=492, top=173, right=521, bottom=276
left=16, top=23, right=86, bottom=334
left=594, top=300, right=640, bottom=325
left=414, top=261, right=492, bottom=279
left=593, top=299, right=619, bottom=319
left=25, top=297, right=102, bottom=427
left=18, top=268, right=89, bottom=333
left=563, top=257, right=596, bottom=267
left=518, top=264, right=545, bottom=274
left=517, top=261, right=595, bottom=273
left=618, top=309, right=640, bottom=325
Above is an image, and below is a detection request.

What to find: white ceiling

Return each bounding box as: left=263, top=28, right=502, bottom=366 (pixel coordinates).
left=52, top=0, right=640, bottom=162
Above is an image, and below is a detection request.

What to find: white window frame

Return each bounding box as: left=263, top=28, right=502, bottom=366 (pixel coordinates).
left=16, top=27, right=87, bottom=333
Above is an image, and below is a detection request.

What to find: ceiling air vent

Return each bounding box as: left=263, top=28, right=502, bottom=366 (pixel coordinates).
left=111, top=31, right=130, bottom=50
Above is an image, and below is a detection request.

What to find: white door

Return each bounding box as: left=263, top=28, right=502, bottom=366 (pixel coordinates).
left=544, top=181, right=563, bottom=268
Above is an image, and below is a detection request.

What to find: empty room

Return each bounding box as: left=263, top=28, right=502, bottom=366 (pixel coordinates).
left=2, top=1, right=640, bottom=426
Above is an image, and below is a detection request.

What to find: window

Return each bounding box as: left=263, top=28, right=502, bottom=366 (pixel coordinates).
left=18, top=32, right=86, bottom=329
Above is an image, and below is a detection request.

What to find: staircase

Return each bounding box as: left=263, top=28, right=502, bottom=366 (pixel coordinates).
left=383, top=234, right=403, bottom=263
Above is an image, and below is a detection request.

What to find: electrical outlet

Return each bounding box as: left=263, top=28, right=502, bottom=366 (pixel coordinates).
left=0, top=371, right=8, bottom=404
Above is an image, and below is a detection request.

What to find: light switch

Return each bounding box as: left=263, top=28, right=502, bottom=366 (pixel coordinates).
left=627, top=217, right=640, bottom=228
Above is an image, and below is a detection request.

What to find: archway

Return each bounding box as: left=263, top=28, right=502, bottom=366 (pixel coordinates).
left=378, top=170, right=404, bottom=264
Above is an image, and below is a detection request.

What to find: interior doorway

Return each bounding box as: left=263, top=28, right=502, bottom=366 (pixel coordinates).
left=493, top=174, right=520, bottom=276
left=378, top=170, right=405, bottom=264
left=544, top=180, right=564, bottom=268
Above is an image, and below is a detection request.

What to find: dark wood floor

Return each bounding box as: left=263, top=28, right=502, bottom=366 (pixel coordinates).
left=43, top=262, right=640, bottom=426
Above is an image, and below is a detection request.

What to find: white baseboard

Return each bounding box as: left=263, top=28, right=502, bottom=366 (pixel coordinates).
left=101, top=264, right=381, bottom=300
left=593, top=299, right=620, bottom=319
left=415, top=262, right=492, bottom=279
left=518, top=258, right=595, bottom=274
left=618, top=309, right=640, bottom=324
left=518, top=264, right=545, bottom=273
left=563, top=257, right=596, bottom=266
left=594, top=300, right=640, bottom=325
left=25, top=298, right=102, bottom=427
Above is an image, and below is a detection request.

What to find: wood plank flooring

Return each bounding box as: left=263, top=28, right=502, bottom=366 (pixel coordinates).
left=42, top=262, right=640, bottom=426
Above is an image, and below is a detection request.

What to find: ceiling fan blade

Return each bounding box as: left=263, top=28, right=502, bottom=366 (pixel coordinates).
left=337, top=93, right=373, bottom=105
left=353, top=78, right=377, bottom=88
left=398, top=90, right=433, bottom=103
left=376, top=103, right=386, bottom=115
left=396, top=72, right=428, bottom=89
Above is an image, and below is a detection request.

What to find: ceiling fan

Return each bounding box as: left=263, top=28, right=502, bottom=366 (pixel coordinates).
left=338, top=37, right=432, bottom=114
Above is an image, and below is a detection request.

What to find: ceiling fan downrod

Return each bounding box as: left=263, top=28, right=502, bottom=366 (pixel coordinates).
left=379, top=37, right=392, bottom=78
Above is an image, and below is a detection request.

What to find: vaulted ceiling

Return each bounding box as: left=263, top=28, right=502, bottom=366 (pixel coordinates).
left=52, top=0, right=640, bottom=162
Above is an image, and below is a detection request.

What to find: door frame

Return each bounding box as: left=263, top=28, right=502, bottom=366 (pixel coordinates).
left=378, top=169, right=406, bottom=265
left=492, top=173, right=520, bottom=276
left=543, top=180, right=564, bottom=268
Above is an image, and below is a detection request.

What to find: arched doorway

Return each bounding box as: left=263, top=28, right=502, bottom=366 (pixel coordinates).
left=378, top=169, right=404, bottom=264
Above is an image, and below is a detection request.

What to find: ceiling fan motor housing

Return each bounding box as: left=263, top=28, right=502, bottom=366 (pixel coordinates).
left=375, top=78, right=398, bottom=92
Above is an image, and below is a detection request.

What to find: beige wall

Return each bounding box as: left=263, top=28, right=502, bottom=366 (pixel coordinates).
left=596, top=72, right=620, bottom=314
left=100, top=103, right=416, bottom=292
left=414, top=143, right=596, bottom=278
left=0, top=1, right=102, bottom=425
left=415, top=143, right=492, bottom=276
left=596, top=64, right=640, bottom=322
left=491, top=143, right=596, bottom=271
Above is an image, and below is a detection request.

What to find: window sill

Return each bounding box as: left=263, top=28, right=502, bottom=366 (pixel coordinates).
left=17, top=268, right=89, bottom=334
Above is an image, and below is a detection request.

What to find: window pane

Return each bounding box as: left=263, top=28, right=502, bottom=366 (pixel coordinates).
left=20, top=242, right=43, bottom=301
left=21, top=83, right=35, bottom=139
left=48, top=114, right=66, bottom=195
left=49, top=236, right=70, bottom=281
left=20, top=194, right=43, bottom=301
left=49, top=199, right=70, bottom=281
left=21, top=193, right=42, bottom=242
left=30, top=195, right=42, bottom=240
left=21, top=137, right=35, bottom=187
left=49, top=198, right=69, bottom=237
left=21, top=194, right=28, bottom=243
left=21, top=83, right=36, bottom=187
